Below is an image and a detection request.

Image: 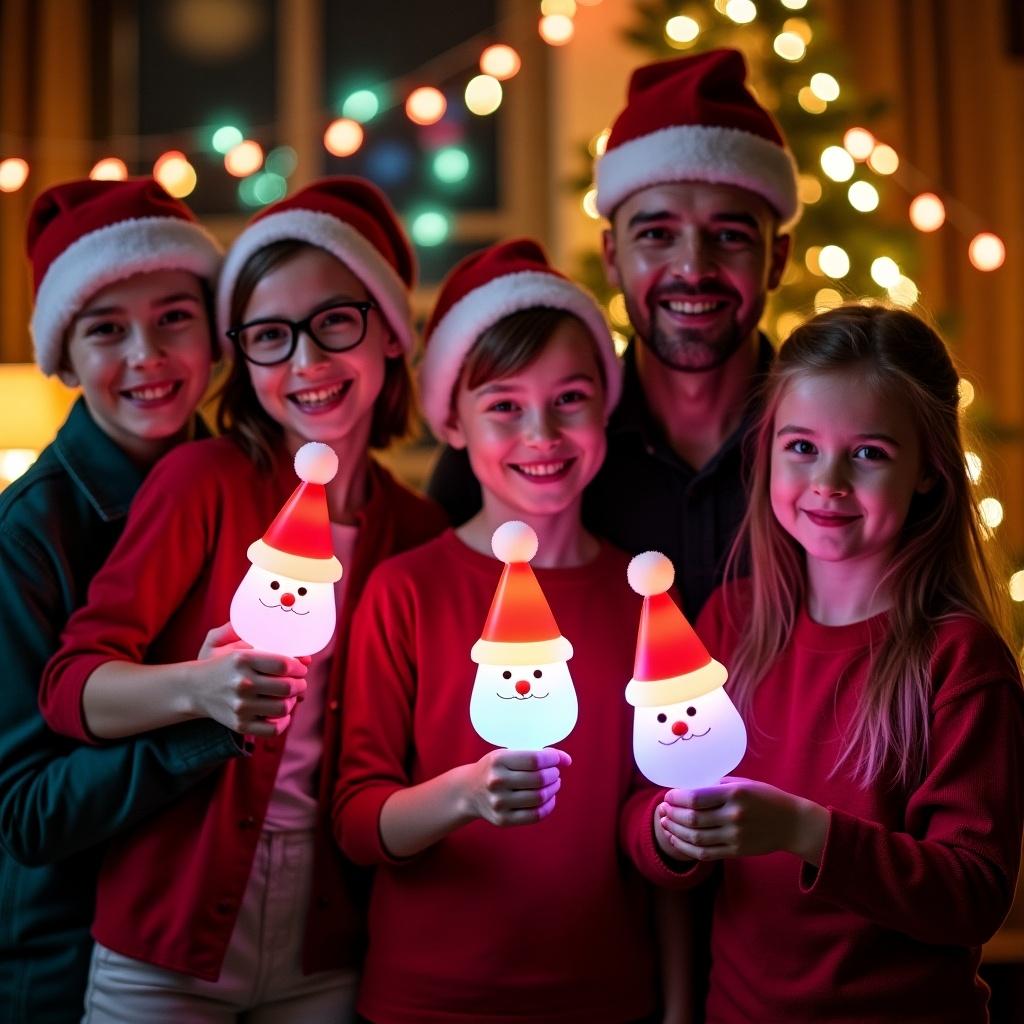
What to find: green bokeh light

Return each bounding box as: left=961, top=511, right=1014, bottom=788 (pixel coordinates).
left=212, top=125, right=244, bottom=154
left=410, top=210, right=450, bottom=247
left=253, top=172, right=288, bottom=205
left=265, top=146, right=298, bottom=177
left=432, top=147, right=470, bottom=184
left=342, top=89, right=380, bottom=123
left=238, top=176, right=261, bottom=208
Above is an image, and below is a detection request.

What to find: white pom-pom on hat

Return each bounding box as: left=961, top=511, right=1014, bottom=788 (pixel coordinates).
left=294, top=442, right=339, bottom=485
left=627, top=551, right=675, bottom=597
left=491, top=520, right=539, bottom=564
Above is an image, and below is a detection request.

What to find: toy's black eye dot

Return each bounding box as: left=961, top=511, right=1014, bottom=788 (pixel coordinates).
left=502, top=670, right=512, bottom=679
left=686, top=706, right=696, bottom=716
left=297, top=587, right=307, bottom=596
left=657, top=713, right=667, bottom=723
left=270, top=581, right=280, bottom=590
left=533, top=669, right=543, bottom=678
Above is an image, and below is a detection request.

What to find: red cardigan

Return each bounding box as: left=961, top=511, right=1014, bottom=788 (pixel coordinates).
left=334, top=530, right=690, bottom=1024
left=39, top=437, right=447, bottom=981
left=691, top=582, right=1024, bottom=1024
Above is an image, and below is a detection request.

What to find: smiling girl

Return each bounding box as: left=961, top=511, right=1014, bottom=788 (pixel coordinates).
left=38, top=178, right=446, bottom=1022
left=334, top=240, right=692, bottom=1024
left=657, top=304, right=1024, bottom=1023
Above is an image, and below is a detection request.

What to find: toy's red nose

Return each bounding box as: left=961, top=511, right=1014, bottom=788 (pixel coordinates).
left=280, top=592, right=295, bottom=607
left=515, top=680, right=531, bottom=695
left=671, top=721, right=688, bottom=736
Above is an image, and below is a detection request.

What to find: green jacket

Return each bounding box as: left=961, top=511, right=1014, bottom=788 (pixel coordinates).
left=0, top=398, right=241, bottom=1023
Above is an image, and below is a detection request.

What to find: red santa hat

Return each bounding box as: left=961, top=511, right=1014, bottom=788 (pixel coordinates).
left=595, top=48, right=799, bottom=225
left=26, top=178, right=222, bottom=376
left=471, top=521, right=573, bottom=667
left=217, top=176, right=415, bottom=357
left=247, top=442, right=343, bottom=583
left=419, top=238, right=622, bottom=439
left=625, top=551, right=727, bottom=706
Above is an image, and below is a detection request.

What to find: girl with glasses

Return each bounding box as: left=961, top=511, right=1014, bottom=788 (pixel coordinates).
left=39, top=178, right=447, bottom=1022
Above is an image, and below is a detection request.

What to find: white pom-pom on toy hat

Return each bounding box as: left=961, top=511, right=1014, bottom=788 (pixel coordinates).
left=294, top=442, right=339, bottom=485
left=627, top=551, right=675, bottom=597
left=491, top=520, right=539, bottom=564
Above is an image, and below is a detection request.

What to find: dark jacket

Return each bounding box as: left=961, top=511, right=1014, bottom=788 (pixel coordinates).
left=0, top=397, right=240, bottom=1024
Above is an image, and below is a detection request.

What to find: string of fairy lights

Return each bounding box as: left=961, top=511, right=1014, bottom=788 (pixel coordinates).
left=1, top=0, right=1021, bottom=605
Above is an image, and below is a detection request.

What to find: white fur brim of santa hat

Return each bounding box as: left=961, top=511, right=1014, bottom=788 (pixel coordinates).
left=419, top=270, right=622, bottom=439
left=595, top=123, right=799, bottom=225
left=625, top=658, right=728, bottom=707
left=32, top=217, right=221, bottom=377
left=215, top=208, right=413, bottom=357
left=471, top=634, right=574, bottom=667
left=246, top=537, right=342, bottom=583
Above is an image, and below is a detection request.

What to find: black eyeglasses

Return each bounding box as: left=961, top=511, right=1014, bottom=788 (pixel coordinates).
left=226, top=301, right=377, bottom=366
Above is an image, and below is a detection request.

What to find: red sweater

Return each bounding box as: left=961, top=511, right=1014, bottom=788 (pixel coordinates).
left=334, top=530, right=686, bottom=1024
left=39, top=437, right=447, bottom=980
left=691, top=582, right=1024, bottom=1024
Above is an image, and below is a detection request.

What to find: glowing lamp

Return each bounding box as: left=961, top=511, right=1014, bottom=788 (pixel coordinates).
left=229, top=442, right=342, bottom=657
left=469, top=522, right=578, bottom=749
left=464, top=75, right=502, bottom=116
left=626, top=553, right=746, bottom=788
left=406, top=87, right=446, bottom=126
left=480, top=44, right=521, bottom=80
left=324, top=118, right=364, bottom=157
left=90, top=158, right=128, bottom=181
left=0, top=158, right=29, bottom=193
left=224, top=140, right=264, bottom=177
left=969, top=233, right=1005, bottom=272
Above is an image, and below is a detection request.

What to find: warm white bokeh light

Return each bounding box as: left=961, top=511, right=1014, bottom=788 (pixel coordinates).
left=724, top=0, right=757, bottom=24
left=224, top=140, right=264, bottom=177
left=666, top=15, right=700, bottom=44
left=406, top=87, right=447, bottom=126
left=90, top=157, right=128, bottom=181
left=465, top=75, right=503, bottom=115
left=1009, top=571, right=1024, bottom=603
left=0, top=158, right=29, bottom=193
left=480, top=44, right=521, bottom=80
left=323, top=118, right=363, bottom=157
left=821, top=145, right=855, bottom=182
left=868, top=143, right=899, bottom=175
left=848, top=181, right=879, bottom=212
left=539, top=13, right=575, bottom=44
left=909, top=193, right=945, bottom=232
left=869, top=256, right=901, bottom=288
left=810, top=72, right=840, bottom=101
left=818, top=244, right=850, bottom=278
left=887, top=275, right=919, bottom=307
left=979, top=497, right=1004, bottom=530
left=965, top=451, right=983, bottom=484
left=843, top=127, right=876, bottom=161
left=969, top=233, right=1005, bottom=272
left=814, top=288, right=843, bottom=312
left=958, top=378, right=975, bottom=410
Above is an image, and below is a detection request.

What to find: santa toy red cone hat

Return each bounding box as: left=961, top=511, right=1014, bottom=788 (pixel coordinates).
left=419, top=238, right=622, bottom=439
left=595, top=48, right=799, bottom=226
left=625, top=552, right=726, bottom=706
left=471, top=521, right=573, bottom=667
left=247, top=442, right=343, bottom=583
left=27, top=178, right=222, bottom=376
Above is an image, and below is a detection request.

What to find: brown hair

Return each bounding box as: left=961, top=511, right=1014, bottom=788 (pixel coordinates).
left=216, top=239, right=411, bottom=470
left=724, top=303, right=1012, bottom=789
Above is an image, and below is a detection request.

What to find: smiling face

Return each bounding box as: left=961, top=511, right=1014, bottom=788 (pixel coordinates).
left=632, top=687, right=747, bottom=788
left=241, top=246, right=402, bottom=458
left=602, top=181, right=788, bottom=373
left=229, top=564, right=336, bottom=656
left=61, top=269, right=213, bottom=463
left=470, top=660, right=578, bottom=749
left=448, top=317, right=607, bottom=522
left=769, top=370, right=929, bottom=577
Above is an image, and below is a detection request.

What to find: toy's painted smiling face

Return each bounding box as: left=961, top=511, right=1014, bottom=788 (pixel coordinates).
left=632, top=687, right=747, bottom=789
left=470, top=661, right=578, bottom=749
left=229, top=564, right=336, bottom=657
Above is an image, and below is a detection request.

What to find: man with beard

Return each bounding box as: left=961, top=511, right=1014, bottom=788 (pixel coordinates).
left=428, top=48, right=797, bottom=619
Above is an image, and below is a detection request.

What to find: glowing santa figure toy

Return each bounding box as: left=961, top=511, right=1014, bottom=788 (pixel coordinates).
left=625, top=552, right=747, bottom=789
left=469, top=521, right=577, bottom=749
left=229, top=442, right=343, bottom=657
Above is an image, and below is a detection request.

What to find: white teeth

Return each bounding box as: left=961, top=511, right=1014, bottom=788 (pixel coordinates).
left=293, top=382, right=345, bottom=406
left=665, top=300, right=721, bottom=314
left=125, top=382, right=175, bottom=401
left=516, top=461, right=567, bottom=477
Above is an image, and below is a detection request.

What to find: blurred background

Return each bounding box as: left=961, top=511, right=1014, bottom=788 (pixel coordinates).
left=1, top=0, right=1023, bottom=1010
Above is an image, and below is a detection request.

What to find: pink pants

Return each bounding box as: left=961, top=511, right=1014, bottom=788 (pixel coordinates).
left=82, top=829, right=356, bottom=1023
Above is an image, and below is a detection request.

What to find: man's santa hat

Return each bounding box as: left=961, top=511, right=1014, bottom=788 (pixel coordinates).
left=625, top=551, right=726, bottom=706
left=217, top=176, right=415, bottom=356
left=471, top=521, right=573, bottom=667
left=419, top=238, right=622, bottom=439
left=247, top=442, right=343, bottom=583
left=595, top=48, right=799, bottom=225
left=26, top=178, right=222, bottom=376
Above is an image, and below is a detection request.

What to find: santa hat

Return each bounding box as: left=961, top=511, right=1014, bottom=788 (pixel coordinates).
left=419, top=238, right=622, bottom=439
left=595, top=48, right=799, bottom=225
left=217, top=176, right=415, bottom=356
left=625, top=551, right=727, bottom=706
left=247, top=442, right=343, bottom=583
left=471, top=521, right=573, bottom=667
left=26, top=178, right=222, bottom=376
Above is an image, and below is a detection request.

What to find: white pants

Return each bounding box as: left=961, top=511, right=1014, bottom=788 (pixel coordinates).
left=82, top=830, right=357, bottom=1023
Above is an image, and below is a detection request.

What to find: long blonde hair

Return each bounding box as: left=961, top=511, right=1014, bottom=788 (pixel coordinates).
left=724, top=304, right=1011, bottom=789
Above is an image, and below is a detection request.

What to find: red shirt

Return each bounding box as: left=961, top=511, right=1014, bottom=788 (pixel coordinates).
left=691, top=582, right=1024, bottom=1024
left=39, top=437, right=447, bottom=980
left=334, top=530, right=688, bottom=1024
